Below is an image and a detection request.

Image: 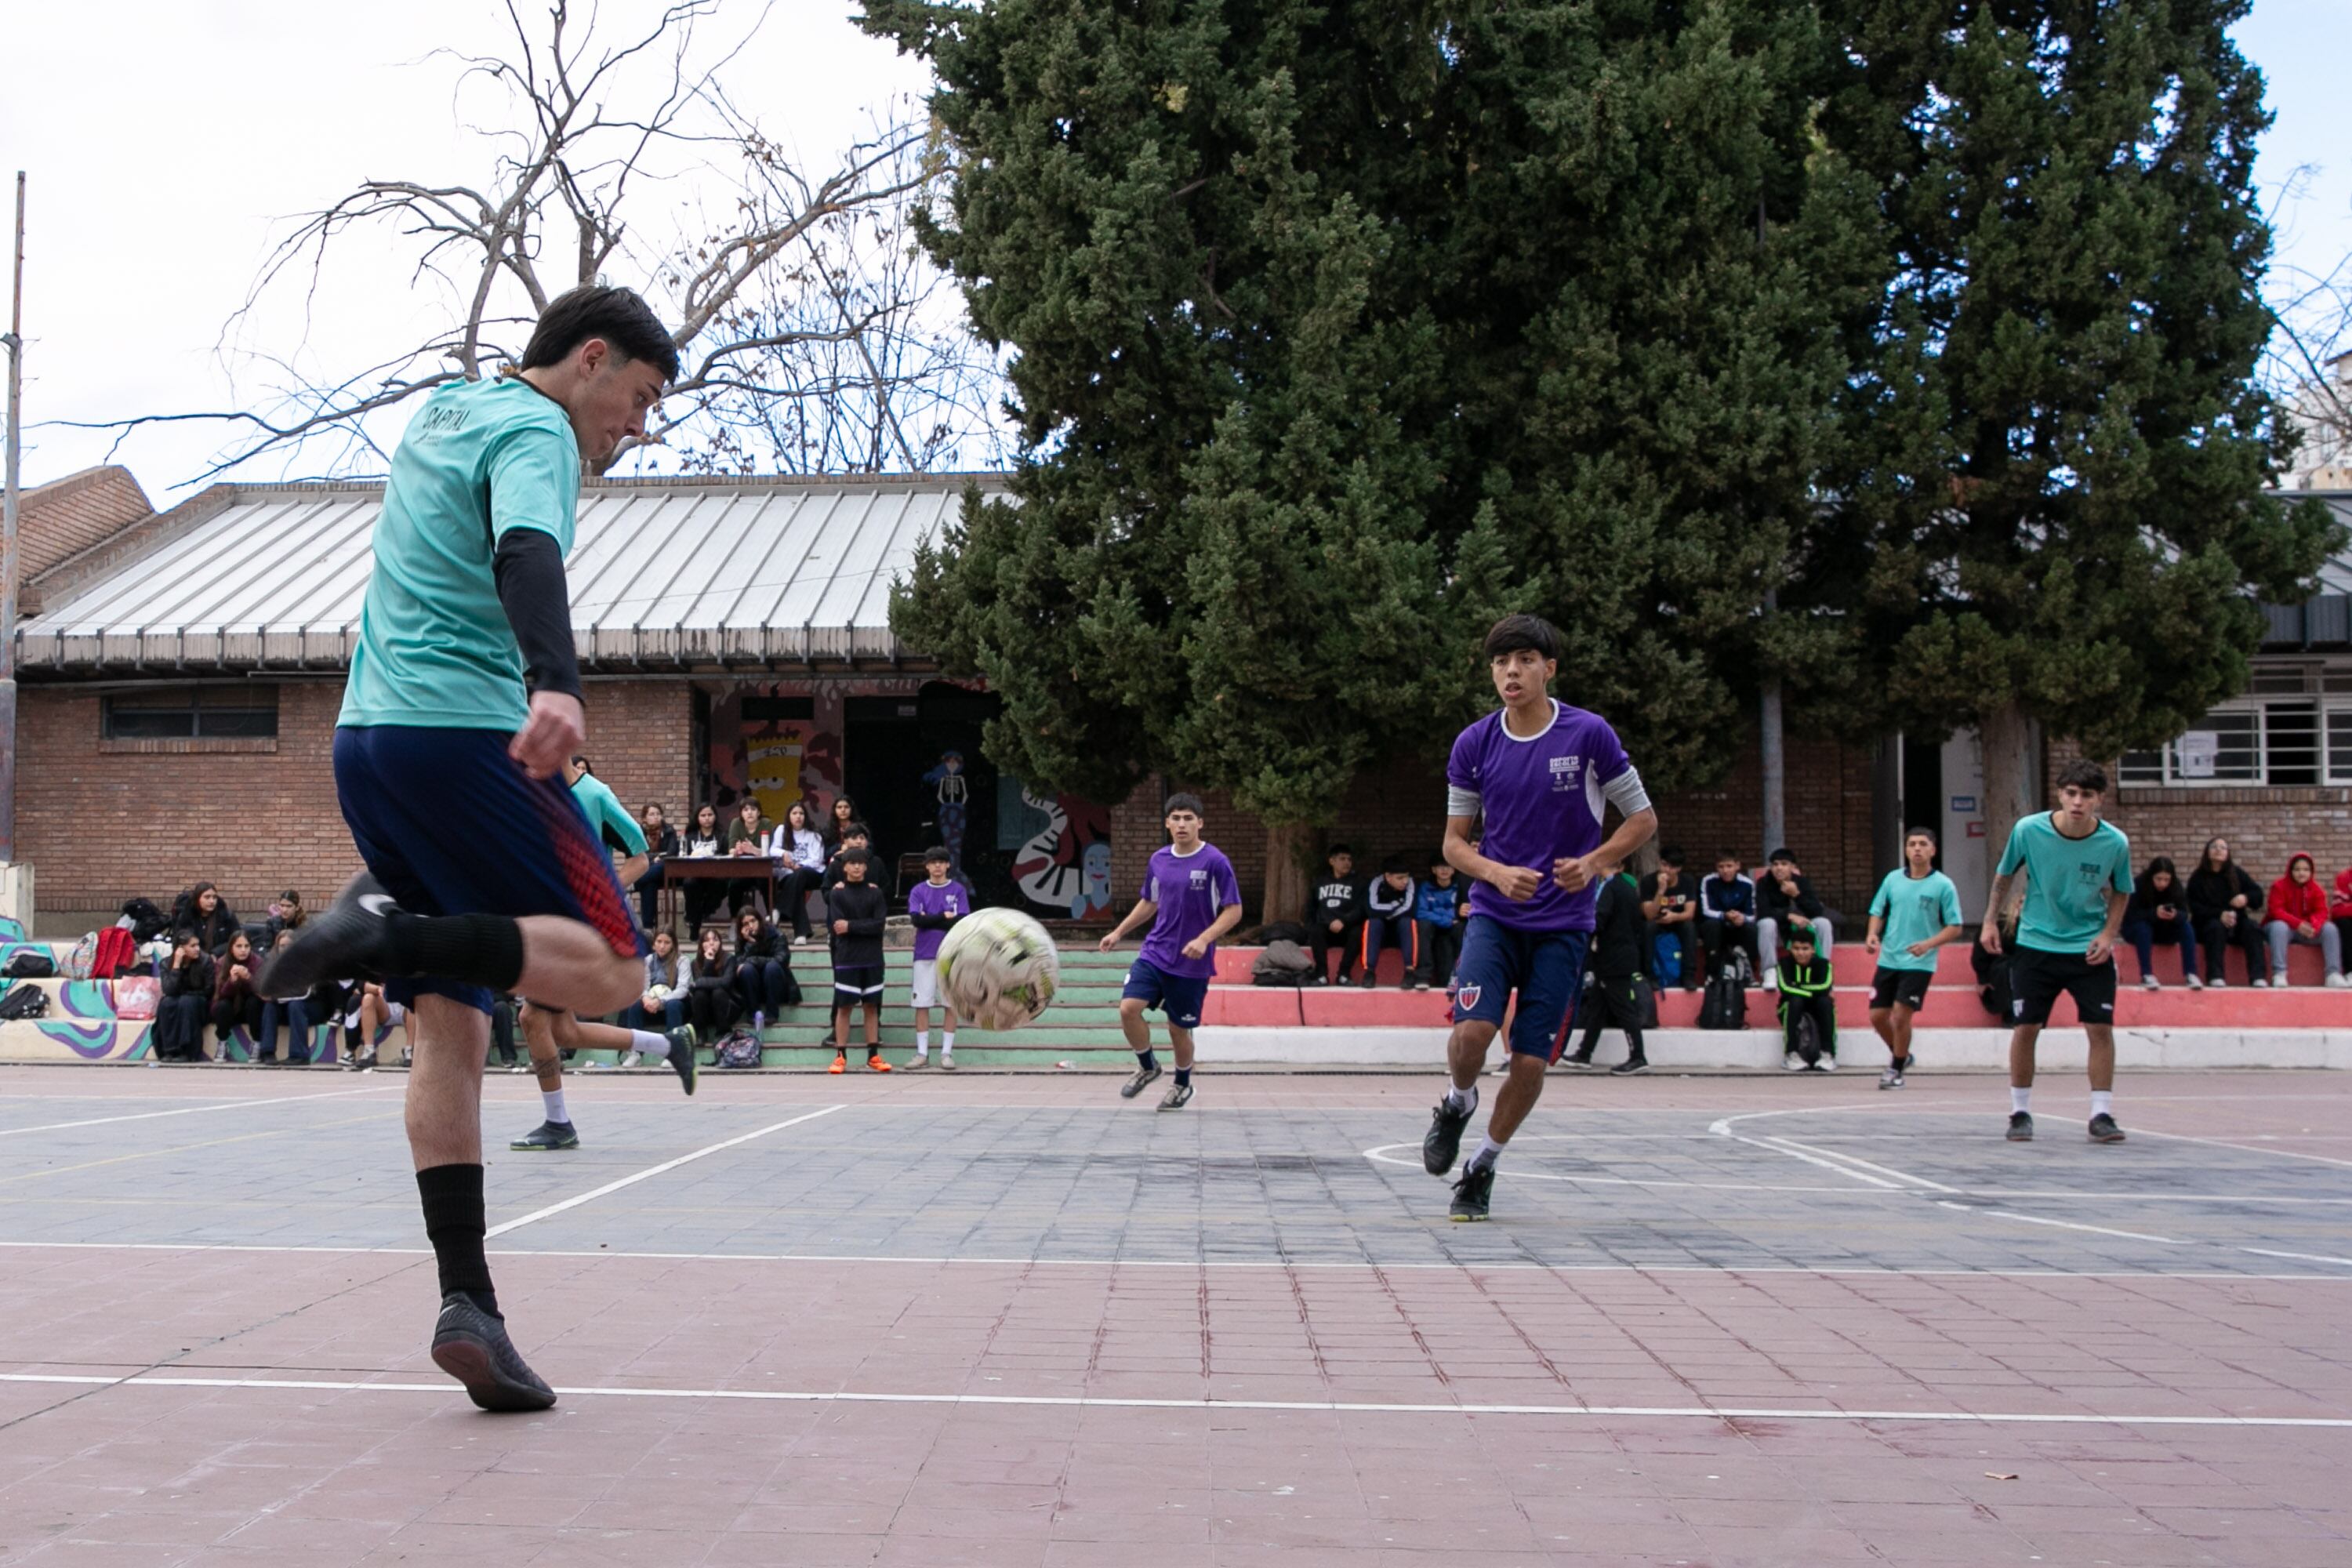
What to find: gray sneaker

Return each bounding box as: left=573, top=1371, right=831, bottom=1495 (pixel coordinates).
left=429, top=1294, right=556, bottom=1413
left=1157, top=1081, right=1193, bottom=1112
left=1120, top=1065, right=1163, bottom=1099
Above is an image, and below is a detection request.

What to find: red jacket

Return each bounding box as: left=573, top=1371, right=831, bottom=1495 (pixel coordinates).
left=2267, top=855, right=2331, bottom=931
left=2333, top=866, right=2352, bottom=924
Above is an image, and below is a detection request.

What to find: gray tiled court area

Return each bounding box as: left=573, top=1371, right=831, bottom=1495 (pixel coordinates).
left=1, top=1065, right=2347, bottom=1565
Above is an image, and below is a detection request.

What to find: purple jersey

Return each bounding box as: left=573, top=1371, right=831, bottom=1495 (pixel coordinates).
left=906, top=877, right=968, bottom=961
left=1446, top=699, right=1641, bottom=933
left=1136, top=842, right=1242, bottom=980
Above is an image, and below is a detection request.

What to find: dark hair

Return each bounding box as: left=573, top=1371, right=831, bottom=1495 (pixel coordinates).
left=924, top=845, right=951, bottom=863
left=642, top=802, right=665, bottom=821
left=1382, top=852, right=1413, bottom=875
left=1164, top=792, right=1206, bottom=818
left=1767, top=847, right=1795, bottom=864
left=839, top=847, right=873, bottom=869
left=1789, top=927, right=1817, bottom=947
left=280, top=889, right=302, bottom=903
left=1715, top=849, right=1742, bottom=866
left=571, top=754, right=592, bottom=773
left=1483, top=613, right=1561, bottom=664
left=1903, top=826, right=1939, bottom=848
left=739, top=797, right=763, bottom=815
left=1327, top=841, right=1355, bottom=859
left=1658, top=844, right=1685, bottom=867
left=2197, top=836, right=2230, bottom=875
left=2056, top=759, right=2109, bottom=795
left=831, top=795, right=857, bottom=821
left=842, top=821, right=871, bottom=841
left=695, top=803, right=720, bottom=828
left=520, top=285, right=681, bottom=381
left=2143, top=855, right=2178, bottom=888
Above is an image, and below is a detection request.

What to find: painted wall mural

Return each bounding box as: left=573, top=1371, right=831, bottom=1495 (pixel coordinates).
left=1005, top=783, right=1114, bottom=920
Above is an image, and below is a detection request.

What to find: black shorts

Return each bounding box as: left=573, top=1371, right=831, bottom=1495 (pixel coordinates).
left=1869, top=967, right=1933, bottom=1012
left=2007, top=945, right=2118, bottom=1029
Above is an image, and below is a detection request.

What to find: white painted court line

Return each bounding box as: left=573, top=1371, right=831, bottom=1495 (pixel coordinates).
left=2127, top=1126, right=2352, bottom=1171
left=5, top=1236, right=2350, bottom=1281
left=1357, top=1142, right=1903, bottom=1195
left=0, top=1086, right=397, bottom=1137
left=2242, top=1247, right=2352, bottom=1269
left=3, top=1370, right=2347, bottom=1428
left=1939, top=1202, right=2187, bottom=1245
left=483, top=1104, right=846, bottom=1237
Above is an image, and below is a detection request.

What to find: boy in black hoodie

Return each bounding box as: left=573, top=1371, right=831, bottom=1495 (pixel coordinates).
left=1306, top=844, right=1366, bottom=985
left=1562, top=865, right=1650, bottom=1074
left=1360, top=855, right=1420, bottom=988
left=826, top=849, right=891, bottom=1073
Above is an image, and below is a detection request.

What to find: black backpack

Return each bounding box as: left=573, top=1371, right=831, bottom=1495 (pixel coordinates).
left=3, top=949, right=56, bottom=978
left=121, top=898, right=169, bottom=943
left=1697, top=970, right=1747, bottom=1030
left=0, top=983, right=48, bottom=1020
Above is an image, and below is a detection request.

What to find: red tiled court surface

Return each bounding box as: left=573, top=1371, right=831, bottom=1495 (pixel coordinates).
left=1, top=1063, right=2348, bottom=1566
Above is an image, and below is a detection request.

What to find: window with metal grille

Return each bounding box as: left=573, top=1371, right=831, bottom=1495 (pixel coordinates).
left=101, top=687, right=279, bottom=740
left=2121, top=696, right=2352, bottom=786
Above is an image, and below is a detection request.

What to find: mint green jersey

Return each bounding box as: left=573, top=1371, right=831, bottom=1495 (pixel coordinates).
left=339, top=377, right=580, bottom=731
left=1996, top=812, right=2133, bottom=953
left=570, top=771, right=646, bottom=856
left=1868, top=869, right=1963, bottom=972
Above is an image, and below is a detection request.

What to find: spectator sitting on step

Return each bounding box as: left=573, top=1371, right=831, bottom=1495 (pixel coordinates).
left=684, top=927, right=742, bottom=1044
left=210, top=931, right=264, bottom=1056
left=2121, top=856, right=2201, bottom=990
left=1774, top=927, right=1838, bottom=1073
left=1755, top=847, right=1833, bottom=991
left=731, top=907, right=800, bottom=1028
left=170, top=881, right=241, bottom=954
left=154, top=931, right=215, bottom=1062
left=1408, top=850, right=1468, bottom=993
left=1697, top=851, right=1759, bottom=981
left=2264, top=851, right=2347, bottom=989
left=822, top=793, right=861, bottom=857
left=2334, top=860, right=2352, bottom=973
left=1306, top=844, right=1365, bottom=985
left=1639, top=845, right=1700, bottom=992
left=2187, top=836, right=2267, bottom=987
left=1360, top=855, right=1419, bottom=989
left=265, top=889, right=306, bottom=936
left=633, top=803, right=679, bottom=935
left=635, top=929, right=687, bottom=1033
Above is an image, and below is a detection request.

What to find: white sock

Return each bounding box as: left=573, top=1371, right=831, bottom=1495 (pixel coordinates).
left=630, top=1029, right=669, bottom=1060
left=1443, top=1083, right=1479, bottom=1116
left=543, top=1087, right=569, bottom=1124
left=914, top=1029, right=929, bottom=1058
left=2010, top=1087, right=2032, bottom=1114
left=942, top=1032, right=955, bottom=1053
left=2090, top=1090, right=2113, bottom=1119
left=1469, top=1134, right=1505, bottom=1171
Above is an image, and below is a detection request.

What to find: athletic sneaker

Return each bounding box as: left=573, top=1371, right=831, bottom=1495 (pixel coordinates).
left=429, top=1294, right=556, bottom=1414
left=939, top=1055, right=956, bottom=1071
left=666, top=1027, right=697, bottom=1095
left=1423, top=1096, right=1472, bottom=1174
left=2209, top=975, right=2229, bottom=989
left=2140, top=974, right=2159, bottom=990
left=829, top=1054, right=847, bottom=1075
left=1448, top=1163, right=1494, bottom=1222
left=1608, top=1055, right=1650, bottom=1076
left=1120, top=1065, right=1164, bottom=1099
left=2005, top=1111, right=2034, bottom=1142
left=1783, top=1052, right=1806, bottom=1072
left=619, top=1048, right=644, bottom=1067
left=1878, top=1064, right=1905, bottom=1090
left=1762, top=971, right=1779, bottom=993
left=903, top=1055, right=931, bottom=1070
left=867, top=1054, right=891, bottom=1073
left=2328, top=973, right=2350, bottom=989
left=2271, top=972, right=2289, bottom=989
left=1158, top=1082, right=1193, bottom=1112
left=2252, top=976, right=2270, bottom=988
left=256, top=871, right=397, bottom=1000
left=1814, top=1056, right=1837, bottom=1073
left=510, top=1120, right=579, bottom=1152
left=2186, top=974, right=2205, bottom=989
left=2087, top=1112, right=2126, bottom=1143
left=1560, top=1051, right=1595, bottom=1071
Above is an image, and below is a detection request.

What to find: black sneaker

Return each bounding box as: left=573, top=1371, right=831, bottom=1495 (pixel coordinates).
left=428, top=1294, right=556, bottom=1413
left=1560, top=1051, right=1595, bottom=1071
left=1157, top=1082, right=1193, bottom=1112
left=510, top=1120, right=579, bottom=1152
left=1423, top=1094, right=1473, bottom=1175
left=1120, top=1065, right=1163, bottom=1099
left=257, top=872, right=399, bottom=1000
left=664, top=1027, right=698, bottom=1096
left=2006, top=1111, right=2034, bottom=1142
left=2087, top=1112, right=2126, bottom=1144
left=1609, top=1055, right=1651, bottom=1076
left=1448, top=1162, right=1494, bottom=1222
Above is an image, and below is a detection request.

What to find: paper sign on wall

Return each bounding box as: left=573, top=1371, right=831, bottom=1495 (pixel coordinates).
left=2176, top=731, right=2219, bottom=779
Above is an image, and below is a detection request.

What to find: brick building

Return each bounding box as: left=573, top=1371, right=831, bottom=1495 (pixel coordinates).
left=12, top=474, right=2352, bottom=929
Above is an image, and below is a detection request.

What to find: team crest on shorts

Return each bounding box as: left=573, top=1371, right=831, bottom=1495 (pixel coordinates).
left=1456, top=983, right=1482, bottom=1011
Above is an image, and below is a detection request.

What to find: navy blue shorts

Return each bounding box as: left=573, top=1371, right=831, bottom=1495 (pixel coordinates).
left=1452, top=916, right=1590, bottom=1058
left=1122, top=956, right=1209, bottom=1031
left=334, top=727, right=644, bottom=1015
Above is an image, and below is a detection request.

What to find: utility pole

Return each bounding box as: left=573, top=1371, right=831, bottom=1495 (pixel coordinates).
left=1759, top=586, right=1785, bottom=864
left=0, top=171, right=23, bottom=877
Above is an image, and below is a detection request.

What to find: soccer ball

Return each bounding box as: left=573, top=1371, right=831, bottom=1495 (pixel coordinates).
left=935, top=907, right=1061, bottom=1031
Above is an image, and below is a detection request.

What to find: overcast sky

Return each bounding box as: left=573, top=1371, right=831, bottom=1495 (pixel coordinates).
left=2, top=0, right=2347, bottom=502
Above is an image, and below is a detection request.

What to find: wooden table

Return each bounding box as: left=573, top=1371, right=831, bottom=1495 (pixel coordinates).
left=649, top=855, right=778, bottom=933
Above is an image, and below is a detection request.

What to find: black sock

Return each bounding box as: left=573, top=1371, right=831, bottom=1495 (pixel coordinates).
left=1137, top=1048, right=1159, bottom=1073
left=416, top=1163, right=498, bottom=1316
left=1174, top=1067, right=1191, bottom=1087
left=384, top=912, right=526, bottom=992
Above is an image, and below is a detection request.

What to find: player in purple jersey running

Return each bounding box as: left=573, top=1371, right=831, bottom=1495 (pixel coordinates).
left=1421, top=615, right=1658, bottom=1220
left=1097, top=794, right=1244, bottom=1110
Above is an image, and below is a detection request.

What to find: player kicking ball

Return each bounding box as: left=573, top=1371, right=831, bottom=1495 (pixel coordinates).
left=262, top=286, right=677, bottom=1412
left=1980, top=760, right=2134, bottom=1145
left=1422, top=615, right=1657, bottom=1221
left=1097, top=794, right=1243, bottom=1111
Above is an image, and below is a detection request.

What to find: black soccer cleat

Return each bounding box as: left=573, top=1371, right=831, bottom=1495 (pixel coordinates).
left=665, top=1026, right=698, bottom=1096
left=510, top=1120, right=579, bottom=1152
left=2087, top=1112, right=2126, bottom=1144
left=1423, top=1096, right=1472, bottom=1175
left=429, top=1294, right=556, bottom=1413
left=1120, top=1065, right=1163, bottom=1100
left=1449, top=1162, right=1494, bottom=1222
left=258, top=872, right=398, bottom=1000
left=2006, top=1111, right=2034, bottom=1142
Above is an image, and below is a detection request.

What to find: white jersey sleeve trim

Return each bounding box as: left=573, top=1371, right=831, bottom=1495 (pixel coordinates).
left=1601, top=765, right=1651, bottom=816
left=1446, top=786, right=1482, bottom=818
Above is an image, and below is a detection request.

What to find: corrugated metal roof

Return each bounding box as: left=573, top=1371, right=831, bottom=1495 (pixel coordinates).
left=16, top=474, right=1000, bottom=673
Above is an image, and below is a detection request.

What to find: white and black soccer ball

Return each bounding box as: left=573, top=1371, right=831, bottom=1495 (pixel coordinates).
left=935, top=906, right=1061, bottom=1031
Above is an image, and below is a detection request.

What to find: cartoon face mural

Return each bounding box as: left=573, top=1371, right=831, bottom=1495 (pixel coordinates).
left=1008, top=783, right=1114, bottom=919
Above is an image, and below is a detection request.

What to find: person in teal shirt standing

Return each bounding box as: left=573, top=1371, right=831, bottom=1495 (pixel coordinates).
left=1864, top=827, right=1967, bottom=1090
left=1980, top=760, right=2135, bottom=1145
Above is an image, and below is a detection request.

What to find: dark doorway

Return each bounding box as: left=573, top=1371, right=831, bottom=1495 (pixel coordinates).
left=1900, top=734, right=1945, bottom=872
left=842, top=684, right=1003, bottom=906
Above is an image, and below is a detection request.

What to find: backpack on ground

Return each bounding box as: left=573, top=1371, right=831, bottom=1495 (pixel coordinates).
left=1251, top=938, right=1317, bottom=987
left=3, top=949, right=56, bottom=979
left=1253, top=920, right=1312, bottom=947
left=64, top=934, right=98, bottom=982
left=0, top=983, right=48, bottom=1021
left=1697, top=970, right=1747, bottom=1030
left=713, top=1028, right=762, bottom=1069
